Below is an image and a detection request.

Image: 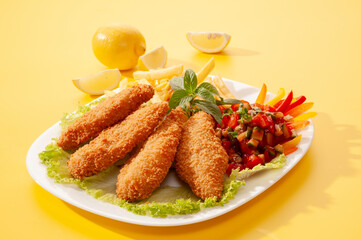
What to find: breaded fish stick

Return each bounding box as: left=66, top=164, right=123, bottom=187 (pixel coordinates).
left=57, top=84, right=154, bottom=150
left=67, top=102, right=168, bottom=179
left=116, top=107, right=187, bottom=202
left=174, top=111, right=228, bottom=200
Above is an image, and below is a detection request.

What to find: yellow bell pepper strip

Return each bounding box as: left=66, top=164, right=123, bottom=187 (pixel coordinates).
left=293, top=111, right=317, bottom=121
left=282, top=134, right=302, bottom=151
left=266, top=88, right=285, bottom=106
left=289, top=120, right=310, bottom=129
left=284, top=147, right=298, bottom=155
left=256, top=83, right=267, bottom=104
left=285, top=102, right=314, bottom=117
left=285, top=95, right=306, bottom=112
left=276, top=90, right=293, bottom=113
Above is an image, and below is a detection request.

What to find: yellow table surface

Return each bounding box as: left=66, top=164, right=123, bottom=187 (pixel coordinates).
left=1, top=0, right=361, bottom=239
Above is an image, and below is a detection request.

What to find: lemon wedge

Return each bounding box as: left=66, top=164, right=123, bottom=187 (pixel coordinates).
left=139, top=46, right=167, bottom=70
left=186, top=32, right=231, bottom=53
left=73, top=69, right=121, bottom=95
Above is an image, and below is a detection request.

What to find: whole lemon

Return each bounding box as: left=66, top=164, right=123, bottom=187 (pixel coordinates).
left=92, top=24, right=146, bottom=70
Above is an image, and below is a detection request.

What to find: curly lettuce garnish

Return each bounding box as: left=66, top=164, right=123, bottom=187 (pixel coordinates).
left=59, top=98, right=106, bottom=130
left=39, top=142, right=244, bottom=217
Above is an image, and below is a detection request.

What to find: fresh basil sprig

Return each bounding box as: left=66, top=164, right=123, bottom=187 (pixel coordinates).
left=168, top=69, right=241, bottom=124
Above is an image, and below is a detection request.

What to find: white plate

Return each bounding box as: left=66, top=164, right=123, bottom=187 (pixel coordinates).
left=26, top=79, right=314, bottom=227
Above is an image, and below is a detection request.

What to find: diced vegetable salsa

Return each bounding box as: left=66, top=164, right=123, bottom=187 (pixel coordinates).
left=216, top=88, right=314, bottom=176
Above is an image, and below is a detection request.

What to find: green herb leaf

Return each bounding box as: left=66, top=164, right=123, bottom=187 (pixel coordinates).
left=184, top=69, right=197, bottom=93
left=194, top=88, right=216, bottom=103
left=230, top=131, right=239, bottom=138
left=216, top=98, right=242, bottom=105
left=169, top=77, right=184, bottom=91
left=194, top=100, right=222, bottom=124
left=179, top=95, right=194, bottom=109
left=196, top=82, right=220, bottom=96
left=168, top=89, right=189, bottom=109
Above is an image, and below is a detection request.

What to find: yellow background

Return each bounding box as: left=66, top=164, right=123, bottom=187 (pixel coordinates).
left=1, top=0, right=361, bottom=239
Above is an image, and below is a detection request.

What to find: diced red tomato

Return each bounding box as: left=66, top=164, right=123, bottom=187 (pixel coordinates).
left=228, top=112, right=239, bottom=129
left=218, top=105, right=226, bottom=114
left=267, top=115, right=275, bottom=134
left=222, top=140, right=233, bottom=155
left=226, top=162, right=245, bottom=176
left=252, top=113, right=268, bottom=128
left=253, top=103, right=264, bottom=110
left=221, top=114, right=230, bottom=128
left=264, top=150, right=271, bottom=163
left=231, top=104, right=240, bottom=112
left=246, top=154, right=264, bottom=169
left=240, top=139, right=254, bottom=154
left=264, top=105, right=276, bottom=112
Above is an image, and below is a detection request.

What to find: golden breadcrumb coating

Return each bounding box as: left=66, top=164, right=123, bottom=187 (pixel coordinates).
left=57, top=84, right=154, bottom=150
left=116, top=107, right=187, bottom=202
left=67, top=102, right=168, bottom=179
left=174, top=111, right=228, bottom=200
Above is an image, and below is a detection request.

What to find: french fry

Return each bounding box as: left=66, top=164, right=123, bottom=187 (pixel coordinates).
left=205, top=75, right=236, bottom=99
left=133, top=64, right=183, bottom=81
left=197, top=57, right=215, bottom=83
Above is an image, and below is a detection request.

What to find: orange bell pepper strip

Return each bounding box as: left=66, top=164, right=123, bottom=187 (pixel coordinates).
left=293, top=112, right=317, bottom=121
left=256, top=83, right=267, bottom=104
left=266, top=88, right=285, bottom=106
left=284, top=147, right=298, bottom=155
left=289, top=120, right=310, bottom=129
left=282, top=134, right=302, bottom=151
left=285, top=102, right=314, bottom=117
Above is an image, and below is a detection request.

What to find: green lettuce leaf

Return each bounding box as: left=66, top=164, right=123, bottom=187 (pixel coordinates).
left=230, top=154, right=287, bottom=180
left=59, top=98, right=106, bottom=130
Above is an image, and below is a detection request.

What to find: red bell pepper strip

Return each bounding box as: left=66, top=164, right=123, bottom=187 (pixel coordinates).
left=273, top=99, right=284, bottom=109
left=285, top=95, right=306, bottom=112
left=276, top=91, right=293, bottom=113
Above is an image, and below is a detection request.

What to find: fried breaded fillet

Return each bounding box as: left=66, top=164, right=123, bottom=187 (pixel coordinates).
left=116, top=107, right=187, bottom=202
left=57, top=84, right=154, bottom=150
left=67, top=102, right=168, bottom=179
left=174, top=111, right=228, bottom=200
